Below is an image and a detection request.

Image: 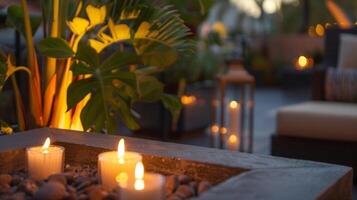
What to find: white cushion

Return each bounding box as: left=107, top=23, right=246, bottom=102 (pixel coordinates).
left=337, top=34, right=357, bottom=69
left=277, top=101, right=357, bottom=141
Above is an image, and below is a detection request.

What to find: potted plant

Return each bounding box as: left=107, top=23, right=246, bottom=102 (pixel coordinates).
left=0, top=0, right=193, bottom=134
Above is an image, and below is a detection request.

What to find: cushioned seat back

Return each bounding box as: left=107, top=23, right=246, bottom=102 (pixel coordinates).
left=324, top=28, right=357, bottom=67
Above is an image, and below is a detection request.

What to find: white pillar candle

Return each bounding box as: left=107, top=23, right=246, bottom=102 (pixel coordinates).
left=26, top=138, right=64, bottom=180
left=228, top=101, right=240, bottom=134
left=120, top=162, right=165, bottom=200
left=98, top=139, right=142, bottom=189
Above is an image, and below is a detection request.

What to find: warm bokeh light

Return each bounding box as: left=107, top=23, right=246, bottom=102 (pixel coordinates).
left=298, top=56, right=308, bottom=68
left=118, top=139, right=125, bottom=164
left=220, top=127, right=228, bottom=135
left=295, top=56, right=314, bottom=71
left=42, top=137, right=50, bottom=154
left=228, top=134, right=238, bottom=143
left=181, top=95, right=197, bottom=105
left=135, top=162, right=145, bottom=190
left=116, top=172, right=128, bottom=188
left=211, top=124, right=220, bottom=134
left=263, top=0, right=279, bottom=14
left=315, top=24, right=325, bottom=37
left=229, top=101, right=239, bottom=109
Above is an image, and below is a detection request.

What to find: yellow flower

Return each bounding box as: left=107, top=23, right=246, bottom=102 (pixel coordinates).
left=212, top=21, right=227, bottom=38
left=1, top=126, right=13, bottom=135
left=67, top=17, right=90, bottom=35
left=86, top=5, right=106, bottom=27
left=89, top=39, right=107, bottom=53
left=108, top=20, right=131, bottom=41
left=135, top=22, right=150, bottom=38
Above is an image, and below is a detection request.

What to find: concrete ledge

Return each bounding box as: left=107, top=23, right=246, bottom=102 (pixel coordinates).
left=0, top=128, right=352, bottom=200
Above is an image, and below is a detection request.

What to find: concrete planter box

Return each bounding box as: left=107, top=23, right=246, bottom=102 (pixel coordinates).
left=0, top=128, right=352, bottom=200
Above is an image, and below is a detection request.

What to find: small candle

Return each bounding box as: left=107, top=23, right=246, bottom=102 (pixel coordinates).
left=98, top=139, right=142, bottom=189
left=228, top=101, right=240, bottom=134
left=226, top=134, right=240, bottom=151
left=27, top=137, right=64, bottom=180
left=120, top=162, right=165, bottom=200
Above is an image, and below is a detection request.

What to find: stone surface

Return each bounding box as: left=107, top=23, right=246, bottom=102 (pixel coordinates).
left=0, top=128, right=353, bottom=200
left=34, top=182, right=68, bottom=200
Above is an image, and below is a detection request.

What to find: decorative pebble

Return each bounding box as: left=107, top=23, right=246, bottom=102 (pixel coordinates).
left=34, top=182, right=68, bottom=200
left=175, top=185, right=195, bottom=199
left=17, top=179, right=38, bottom=195
left=87, top=185, right=108, bottom=200
left=48, top=174, right=67, bottom=187
left=0, top=164, right=212, bottom=200
left=165, top=175, right=179, bottom=195
left=178, top=175, right=191, bottom=184
left=0, top=174, right=12, bottom=186
left=198, top=181, right=211, bottom=195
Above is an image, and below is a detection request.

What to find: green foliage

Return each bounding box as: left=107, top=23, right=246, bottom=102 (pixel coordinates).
left=6, top=5, right=42, bottom=37
left=67, top=41, right=183, bottom=133
left=0, top=60, right=7, bottom=91
left=38, top=37, right=75, bottom=59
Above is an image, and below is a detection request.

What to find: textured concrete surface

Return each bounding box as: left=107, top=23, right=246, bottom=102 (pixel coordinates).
left=0, top=128, right=353, bottom=200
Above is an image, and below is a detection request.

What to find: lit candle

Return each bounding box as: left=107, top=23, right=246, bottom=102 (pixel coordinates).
left=226, top=134, right=240, bottom=151
left=120, top=162, right=165, bottom=200
left=26, top=137, right=64, bottom=180
left=228, top=101, right=240, bottom=134
left=98, top=139, right=142, bottom=189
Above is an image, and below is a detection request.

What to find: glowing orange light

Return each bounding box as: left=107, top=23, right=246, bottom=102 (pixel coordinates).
left=181, top=95, right=197, bottom=105
left=229, top=101, right=239, bottom=109
left=116, top=172, right=128, bottom=188
left=298, top=56, right=308, bottom=67
left=228, top=135, right=238, bottom=143
left=211, top=124, right=219, bottom=133
left=134, top=162, right=145, bottom=190
left=42, top=137, right=51, bottom=154
left=295, top=56, right=314, bottom=71
left=118, top=139, right=125, bottom=164
left=315, top=24, right=325, bottom=37
left=220, top=127, right=228, bottom=135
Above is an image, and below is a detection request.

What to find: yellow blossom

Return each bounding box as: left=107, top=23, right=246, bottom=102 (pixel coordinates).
left=1, top=126, right=13, bottom=135
left=86, top=5, right=106, bottom=27
left=67, top=17, right=90, bottom=35
left=108, top=20, right=131, bottom=41
left=89, top=39, right=107, bottom=53
left=212, top=21, right=227, bottom=38
left=135, top=22, right=150, bottom=38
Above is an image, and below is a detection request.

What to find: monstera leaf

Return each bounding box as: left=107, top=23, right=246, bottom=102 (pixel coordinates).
left=67, top=43, right=181, bottom=133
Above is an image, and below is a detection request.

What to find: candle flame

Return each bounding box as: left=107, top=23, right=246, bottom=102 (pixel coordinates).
left=229, top=101, right=239, bottom=109
left=118, top=139, right=125, bottom=164
left=134, top=162, right=145, bottom=190
left=42, top=137, right=50, bottom=154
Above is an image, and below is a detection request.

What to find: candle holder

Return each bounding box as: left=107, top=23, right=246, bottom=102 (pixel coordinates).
left=26, top=138, right=65, bottom=180
left=211, top=65, right=255, bottom=153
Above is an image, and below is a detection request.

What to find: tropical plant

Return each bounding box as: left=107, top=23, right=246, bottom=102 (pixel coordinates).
left=0, top=0, right=194, bottom=133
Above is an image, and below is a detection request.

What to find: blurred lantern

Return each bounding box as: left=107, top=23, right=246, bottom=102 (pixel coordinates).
left=181, top=95, right=197, bottom=106
left=295, top=56, right=314, bottom=71
left=315, top=24, right=325, bottom=37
